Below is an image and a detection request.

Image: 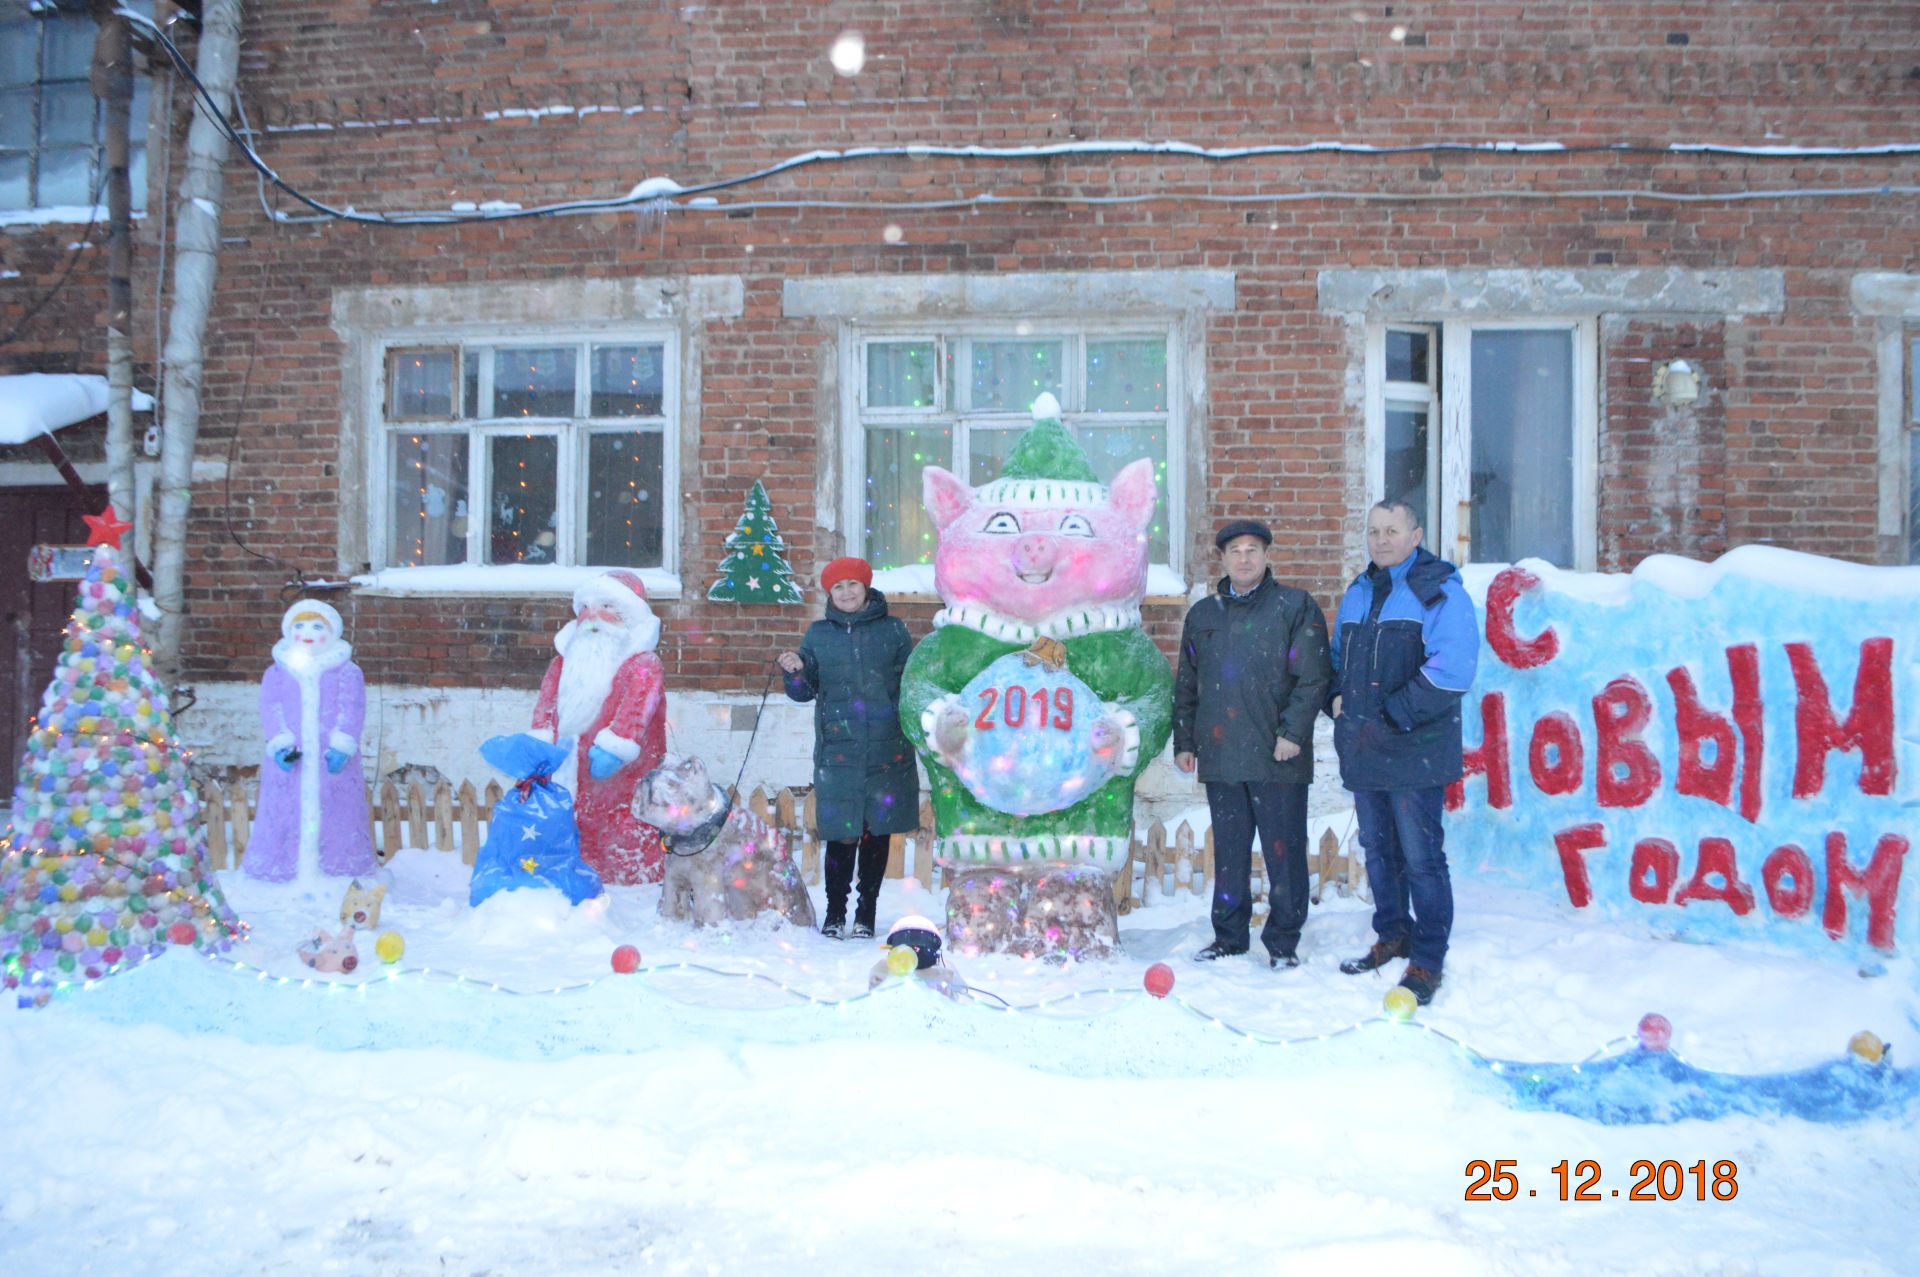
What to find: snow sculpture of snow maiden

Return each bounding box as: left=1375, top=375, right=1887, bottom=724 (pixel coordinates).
left=532, top=570, right=668, bottom=884
left=901, top=395, right=1173, bottom=957
left=244, top=600, right=378, bottom=886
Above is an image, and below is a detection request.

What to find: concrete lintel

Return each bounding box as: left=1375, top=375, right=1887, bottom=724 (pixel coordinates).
left=1317, top=268, right=1784, bottom=318
left=783, top=270, right=1236, bottom=320
left=330, top=275, right=745, bottom=334
left=1851, top=273, right=1920, bottom=318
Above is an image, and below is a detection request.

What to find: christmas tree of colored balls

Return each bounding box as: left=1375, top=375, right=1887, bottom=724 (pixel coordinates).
left=0, top=511, right=241, bottom=1005
left=707, top=480, right=804, bottom=603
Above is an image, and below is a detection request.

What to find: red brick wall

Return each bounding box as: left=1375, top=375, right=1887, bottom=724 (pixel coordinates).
left=3, top=1, right=1915, bottom=688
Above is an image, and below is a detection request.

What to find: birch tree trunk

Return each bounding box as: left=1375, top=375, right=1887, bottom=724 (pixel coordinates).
left=151, top=0, right=244, bottom=688
left=90, top=2, right=135, bottom=522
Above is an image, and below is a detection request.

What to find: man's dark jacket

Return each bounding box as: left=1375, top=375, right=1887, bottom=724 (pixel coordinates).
left=1172, top=570, right=1332, bottom=785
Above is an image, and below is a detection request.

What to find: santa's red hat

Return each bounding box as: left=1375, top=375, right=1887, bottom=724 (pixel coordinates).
left=563, top=570, right=660, bottom=653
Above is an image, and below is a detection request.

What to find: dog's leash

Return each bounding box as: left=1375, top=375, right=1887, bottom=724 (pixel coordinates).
left=658, top=662, right=779, bottom=860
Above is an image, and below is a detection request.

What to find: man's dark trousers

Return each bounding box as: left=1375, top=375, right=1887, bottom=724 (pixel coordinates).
left=1204, top=780, right=1310, bottom=957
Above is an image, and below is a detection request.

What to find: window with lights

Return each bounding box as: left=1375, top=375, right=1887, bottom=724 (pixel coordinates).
left=0, top=1, right=154, bottom=214
left=376, top=336, right=676, bottom=571
left=854, top=330, right=1180, bottom=570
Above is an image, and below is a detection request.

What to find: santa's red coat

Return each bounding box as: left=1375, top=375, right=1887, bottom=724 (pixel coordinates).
left=533, top=649, right=667, bottom=884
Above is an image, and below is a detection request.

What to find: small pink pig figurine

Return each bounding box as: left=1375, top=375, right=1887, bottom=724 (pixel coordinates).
left=295, top=926, right=360, bottom=974
left=899, top=394, right=1173, bottom=959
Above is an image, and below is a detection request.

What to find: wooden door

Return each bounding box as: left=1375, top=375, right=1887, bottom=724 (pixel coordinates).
left=0, top=485, right=102, bottom=784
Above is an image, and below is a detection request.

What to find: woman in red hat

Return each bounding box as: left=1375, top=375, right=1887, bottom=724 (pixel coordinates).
left=777, top=557, right=920, bottom=938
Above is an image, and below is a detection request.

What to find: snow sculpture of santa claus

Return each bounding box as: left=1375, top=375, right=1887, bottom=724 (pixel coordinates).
left=532, top=571, right=668, bottom=884
left=245, top=600, right=379, bottom=885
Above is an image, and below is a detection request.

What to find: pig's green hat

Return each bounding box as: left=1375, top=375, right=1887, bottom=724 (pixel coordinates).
left=978, top=392, right=1102, bottom=507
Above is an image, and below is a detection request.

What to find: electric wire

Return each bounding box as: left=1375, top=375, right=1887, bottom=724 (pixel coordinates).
left=115, top=7, right=1920, bottom=231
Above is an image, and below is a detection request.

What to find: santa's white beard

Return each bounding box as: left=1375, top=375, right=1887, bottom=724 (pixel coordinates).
left=555, top=625, right=628, bottom=736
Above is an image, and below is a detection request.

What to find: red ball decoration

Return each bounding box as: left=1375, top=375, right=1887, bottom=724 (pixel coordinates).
left=165, top=920, right=197, bottom=946
left=610, top=944, right=641, bottom=975
left=1637, top=1013, right=1673, bottom=1051
left=1143, top=962, right=1175, bottom=999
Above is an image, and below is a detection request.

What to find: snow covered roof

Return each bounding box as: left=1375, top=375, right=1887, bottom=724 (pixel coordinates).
left=0, top=374, right=154, bottom=447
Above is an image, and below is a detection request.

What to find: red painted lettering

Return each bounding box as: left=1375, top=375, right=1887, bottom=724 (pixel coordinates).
left=1761, top=844, right=1815, bottom=919
left=1448, top=691, right=1512, bottom=812
left=1674, top=837, right=1756, bottom=916
left=1030, top=686, right=1050, bottom=730
left=1629, top=838, right=1679, bottom=904
left=1592, top=676, right=1661, bottom=808
left=1553, top=823, right=1608, bottom=908
left=1002, top=686, right=1026, bottom=728
left=1666, top=665, right=1735, bottom=810
left=1822, top=831, right=1908, bottom=950
left=1527, top=711, right=1585, bottom=796
left=1728, top=644, right=1765, bottom=824
left=1789, top=639, right=1896, bottom=799
left=1052, top=687, right=1073, bottom=731
left=974, top=687, right=999, bottom=731
left=1485, top=567, right=1560, bottom=669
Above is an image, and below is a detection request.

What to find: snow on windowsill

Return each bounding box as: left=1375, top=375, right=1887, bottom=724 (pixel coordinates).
left=0, top=205, right=145, bottom=228
left=870, top=563, right=1191, bottom=604
left=351, top=564, right=684, bottom=599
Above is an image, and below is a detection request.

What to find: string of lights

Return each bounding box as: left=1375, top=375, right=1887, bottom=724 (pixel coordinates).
left=117, top=8, right=1920, bottom=231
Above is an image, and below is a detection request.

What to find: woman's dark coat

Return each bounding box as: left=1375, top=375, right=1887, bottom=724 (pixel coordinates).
left=783, top=589, right=921, bottom=841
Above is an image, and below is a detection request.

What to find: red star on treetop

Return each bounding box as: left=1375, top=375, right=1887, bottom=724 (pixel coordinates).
left=83, top=508, right=134, bottom=549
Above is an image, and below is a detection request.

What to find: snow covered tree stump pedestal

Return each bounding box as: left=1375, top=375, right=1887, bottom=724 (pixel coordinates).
left=946, top=862, right=1119, bottom=960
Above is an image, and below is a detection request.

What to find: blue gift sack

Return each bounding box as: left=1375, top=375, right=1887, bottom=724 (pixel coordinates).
left=469, top=733, right=604, bottom=907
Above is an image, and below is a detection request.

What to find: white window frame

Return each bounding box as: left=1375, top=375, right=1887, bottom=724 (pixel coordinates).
left=1365, top=316, right=1598, bottom=570
left=843, top=323, right=1186, bottom=573
left=367, top=330, right=680, bottom=574
left=1907, top=331, right=1920, bottom=564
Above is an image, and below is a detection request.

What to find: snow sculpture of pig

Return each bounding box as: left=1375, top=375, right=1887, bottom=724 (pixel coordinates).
left=900, top=394, right=1172, bottom=958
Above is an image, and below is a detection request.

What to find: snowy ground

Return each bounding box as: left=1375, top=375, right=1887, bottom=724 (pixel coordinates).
left=3, top=841, right=1917, bottom=1277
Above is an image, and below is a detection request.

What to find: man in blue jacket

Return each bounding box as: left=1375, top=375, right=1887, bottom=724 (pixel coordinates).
left=1329, top=501, right=1479, bottom=1005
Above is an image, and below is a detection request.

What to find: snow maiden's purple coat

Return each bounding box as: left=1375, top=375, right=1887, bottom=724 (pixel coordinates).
left=243, top=602, right=377, bottom=883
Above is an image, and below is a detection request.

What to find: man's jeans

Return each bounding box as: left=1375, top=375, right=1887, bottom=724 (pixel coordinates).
left=1204, top=781, right=1310, bottom=957
left=1352, top=786, right=1453, bottom=972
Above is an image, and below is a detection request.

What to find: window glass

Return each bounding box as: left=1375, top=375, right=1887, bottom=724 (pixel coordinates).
left=867, top=341, right=937, bottom=409
left=1384, top=402, right=1430, bottom=533
left=590, top=344, right=664, bottom=417
left=486, top=434, right=561, bottom=564
left=491, top=347, right=575, bottom=418
left=0, top=26, right=36, bottom=87
left=863, top=424, right=951, bottom=567
left=0, top=90, right=32, bottom=149
left=1386, top=329, right=1429, bottom=384
left=585, top=431, right=665, bottom=566
left=387, top=350, right=456, bottom=420
left=1469, top=329, right=1574, bottom=565
left=969, top=340, right=1062, bottom=412
left=40, top=81, right=94, bottom=146
left=388, top=434, right=469, bottom=567
left=1085, top=339, right=1166, bottom=414
left=36, top=146, right=90, bottom=205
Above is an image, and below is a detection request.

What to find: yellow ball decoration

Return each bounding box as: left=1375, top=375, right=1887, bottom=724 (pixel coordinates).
left=1383, top=986, right=1419, bottom=1021
left=1848, top=1031, right=1885, bottom=1065
left=375, top=931, right=405, bottom=964
left=885, top=944, right=918, bottom=978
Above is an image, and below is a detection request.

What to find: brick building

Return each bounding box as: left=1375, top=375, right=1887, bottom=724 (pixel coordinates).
left=2, top=1, right=1917, bottom=808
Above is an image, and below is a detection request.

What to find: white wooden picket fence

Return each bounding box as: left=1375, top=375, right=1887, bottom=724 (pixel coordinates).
left=194, top=779, right=1370, bottom=912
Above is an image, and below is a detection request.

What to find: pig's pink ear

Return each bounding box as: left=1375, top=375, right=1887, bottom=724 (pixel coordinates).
left=922, top=466, right=973, bottom=530
left=1109, top=458, right=1159, bottom=532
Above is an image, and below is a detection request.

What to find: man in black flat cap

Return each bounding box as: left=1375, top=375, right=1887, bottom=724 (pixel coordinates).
left=1172, top=519, right=1332, bottom=967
